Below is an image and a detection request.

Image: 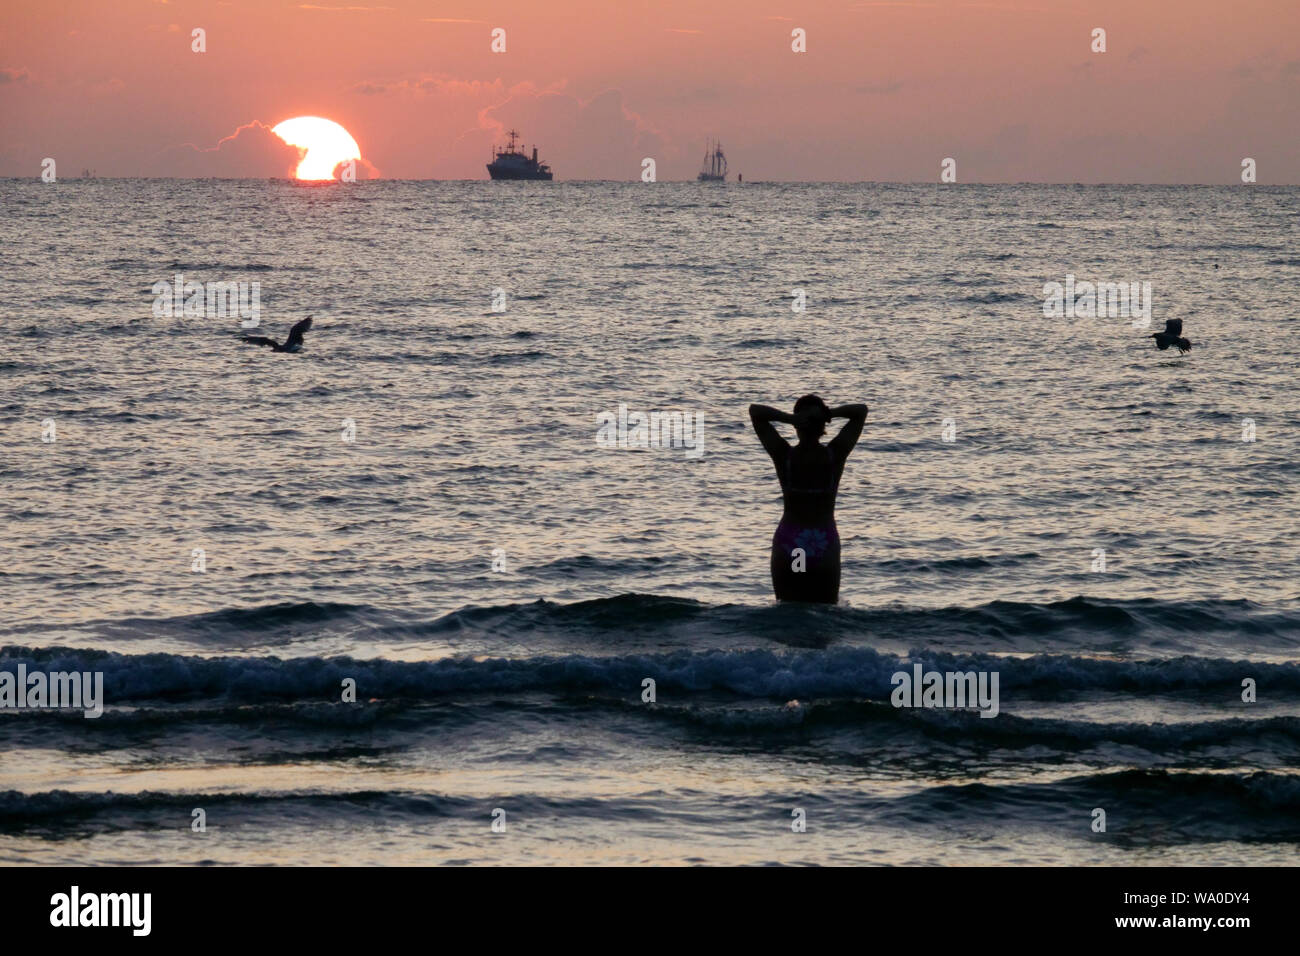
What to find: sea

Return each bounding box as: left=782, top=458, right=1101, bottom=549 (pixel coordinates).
left=1, top=179, right=1298, bottom=865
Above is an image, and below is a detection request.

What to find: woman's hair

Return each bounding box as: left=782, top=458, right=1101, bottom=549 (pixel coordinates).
left=794, top=394, right=831, bottom=436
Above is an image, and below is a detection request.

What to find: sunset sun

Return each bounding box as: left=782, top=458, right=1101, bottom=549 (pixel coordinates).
left=271, top=116, right=361, bottom=180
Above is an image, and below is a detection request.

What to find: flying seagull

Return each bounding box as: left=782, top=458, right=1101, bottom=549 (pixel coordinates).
left=1150, top=318, right=1191, bottom=354
left=242, top=316, right=313, bottom=353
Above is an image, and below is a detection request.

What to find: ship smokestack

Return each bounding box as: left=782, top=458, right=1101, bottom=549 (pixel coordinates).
left=532, top=146, right=537, bottom=162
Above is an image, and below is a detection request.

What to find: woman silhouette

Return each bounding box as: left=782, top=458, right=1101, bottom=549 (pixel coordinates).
left=749, top=396, right=867, bottom=603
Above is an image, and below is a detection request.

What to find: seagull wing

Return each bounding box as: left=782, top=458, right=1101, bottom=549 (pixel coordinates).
left=241, top=336, right=279, bottom=348
left=284, top=316, right=313, bottom=350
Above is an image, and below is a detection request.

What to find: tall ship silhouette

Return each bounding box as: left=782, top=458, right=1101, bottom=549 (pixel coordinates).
left=487, top=129, right=553, bottom=180
left=697, top=139, right=727, bottom=182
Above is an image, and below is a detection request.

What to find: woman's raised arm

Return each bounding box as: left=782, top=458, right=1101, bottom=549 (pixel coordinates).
left=828, top=403, right=868, bottom=459
left=749, top=403, right=794, bottom=461
left=748, top=404, right=797, bottom=426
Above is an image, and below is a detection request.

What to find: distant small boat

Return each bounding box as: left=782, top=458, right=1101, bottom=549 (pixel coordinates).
left=487, top=129, right=553, bottom=181
left=698, top=139, right=727, bottom=182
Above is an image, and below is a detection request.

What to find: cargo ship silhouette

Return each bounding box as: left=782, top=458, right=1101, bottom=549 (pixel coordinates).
left=487, top=129, right=553, bottom=180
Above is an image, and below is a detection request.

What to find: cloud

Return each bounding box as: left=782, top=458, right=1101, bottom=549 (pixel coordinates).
left=298, top=4, right=394, bottom=10
left=854, top=81, right=903, bottom=94
left=90, top=77, right=125, bottom=95
left=349, top=74, right=510, bottom=97
left=149, top=121, right=306, bottom=178
left=666, top=28, right=702, bottom=35
left=0, top=67, right=32, bottom=85
left=1230, top=53, right=1292, bottom=80
left=347, top=156, right=381, bottom=179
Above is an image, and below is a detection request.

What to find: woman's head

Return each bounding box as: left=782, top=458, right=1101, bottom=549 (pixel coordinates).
left=794, top=394, right=831, bottom=440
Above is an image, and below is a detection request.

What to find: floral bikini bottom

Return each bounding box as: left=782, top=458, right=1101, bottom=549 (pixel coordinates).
left=772, top=518, right=841, bottom=566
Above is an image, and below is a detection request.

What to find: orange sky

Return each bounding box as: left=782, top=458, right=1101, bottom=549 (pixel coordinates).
left=1, top=0, right=1297, bottom=181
